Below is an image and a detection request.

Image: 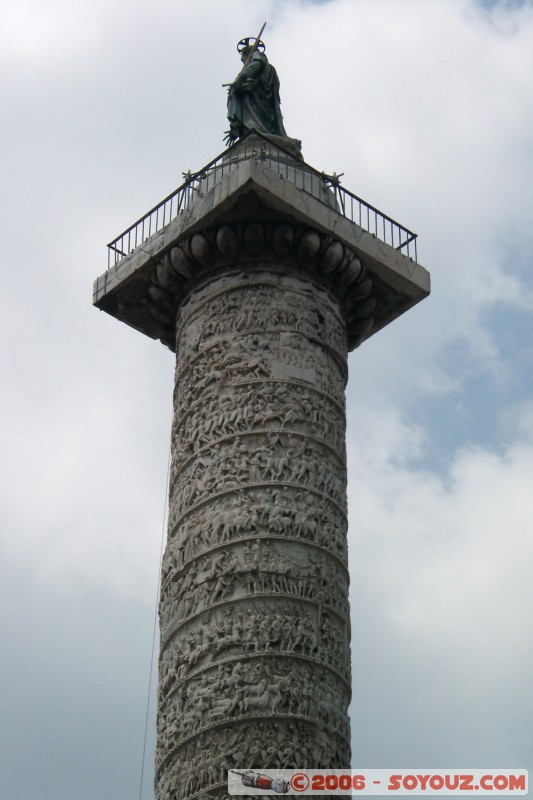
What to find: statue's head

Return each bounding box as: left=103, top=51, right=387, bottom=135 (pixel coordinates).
left=237, top=37, right=265, bottom=62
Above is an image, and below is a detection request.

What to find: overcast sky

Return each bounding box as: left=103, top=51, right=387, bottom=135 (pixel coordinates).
left=1, top=0, right=532, bottom=798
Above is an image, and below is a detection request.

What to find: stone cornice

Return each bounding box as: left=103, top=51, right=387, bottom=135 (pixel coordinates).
left=93, top=156, right=429, bottom=352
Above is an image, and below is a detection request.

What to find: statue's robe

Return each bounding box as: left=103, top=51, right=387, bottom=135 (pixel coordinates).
left=227, top=52, right=287, bottom=140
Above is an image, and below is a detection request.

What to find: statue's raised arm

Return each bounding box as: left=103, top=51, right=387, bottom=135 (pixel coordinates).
left=224, top=36, right=302, bottom=159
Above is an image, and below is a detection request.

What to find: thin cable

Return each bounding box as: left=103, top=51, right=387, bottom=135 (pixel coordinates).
left=139, top=441, right=172, bottom=800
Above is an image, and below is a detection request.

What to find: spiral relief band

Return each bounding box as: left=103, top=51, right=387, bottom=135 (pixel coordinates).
left=156, top=265, right=352, bottom=800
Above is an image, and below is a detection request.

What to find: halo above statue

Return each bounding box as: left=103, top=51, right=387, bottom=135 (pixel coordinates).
left=237, top=37, right=266, bottom=54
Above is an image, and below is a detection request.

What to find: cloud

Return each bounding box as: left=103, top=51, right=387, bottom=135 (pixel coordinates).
left=348, top=403, right=533, bottom=768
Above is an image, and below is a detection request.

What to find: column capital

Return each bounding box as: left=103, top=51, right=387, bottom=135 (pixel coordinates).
left=93, top=153, right=429, bottom=353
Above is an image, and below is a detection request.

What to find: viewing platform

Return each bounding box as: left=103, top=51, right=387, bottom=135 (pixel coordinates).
left=93, top=131, right=430, bottom=351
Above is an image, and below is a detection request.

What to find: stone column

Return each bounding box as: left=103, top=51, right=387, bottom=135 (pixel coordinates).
left=93, top=138, right=430, bottom=799
left=155, top=222, right=355, bottom=799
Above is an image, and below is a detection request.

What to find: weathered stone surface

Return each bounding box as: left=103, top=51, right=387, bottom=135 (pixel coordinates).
left=156, top=269, right=351, bottom=799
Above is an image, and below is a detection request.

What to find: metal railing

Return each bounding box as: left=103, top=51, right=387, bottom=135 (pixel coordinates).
left=107, top=131, right=417, bottom=268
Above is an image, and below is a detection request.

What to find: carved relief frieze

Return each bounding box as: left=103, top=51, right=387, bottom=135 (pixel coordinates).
left=159, top=597, right=349, bottom=686
left=159, top=536, right=349, bottom=632
left=163, top=484, right=348, bottom=571
left=172, top=329, right=346, bottom=415
left=168, top=429, right=346, bottom=519
left=176, top=279, right=347, bottom=359
left=170, top=380, right=346, bottom=466
left=156, top=716, right=351, bottom=800
left=157, top=655, right=350, bottom=758
left=156, top=267, right=352, bottom=797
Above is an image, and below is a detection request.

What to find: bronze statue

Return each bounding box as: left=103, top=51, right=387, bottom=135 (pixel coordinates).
left=224, top=34, right=302, bottom=158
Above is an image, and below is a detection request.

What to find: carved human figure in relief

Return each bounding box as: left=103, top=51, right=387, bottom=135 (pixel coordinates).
left=224, top=37, right=302, bottom=158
